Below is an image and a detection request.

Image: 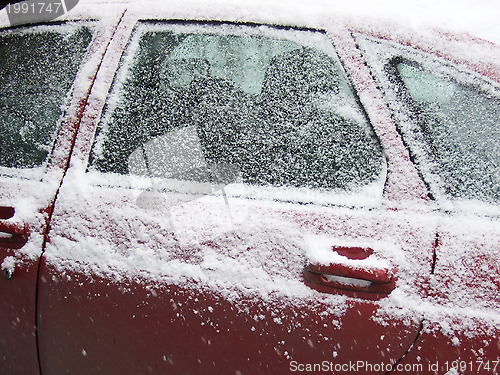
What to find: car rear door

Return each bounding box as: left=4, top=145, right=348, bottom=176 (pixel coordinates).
left=36, top=17, right=437, bottom=375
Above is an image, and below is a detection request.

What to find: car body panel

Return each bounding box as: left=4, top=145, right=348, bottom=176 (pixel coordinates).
left=0, top=180, right=48, bottom=375
left=38, top=179, right=436, bottom=374
left=0, top=2, right=498, bottom=374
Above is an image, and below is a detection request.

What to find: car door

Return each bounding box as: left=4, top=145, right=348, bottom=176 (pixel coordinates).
left=0, top=12, right=126, bottom=374
left=355, top=33, right=500, bottom=373
left=37, top=19, right=437, bottom=374
left=0, top=22, right=100, bottom=374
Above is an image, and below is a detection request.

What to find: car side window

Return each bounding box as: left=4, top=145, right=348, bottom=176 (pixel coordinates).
left=0, top=24, right=93, bottom=170
left=89, top=23, right=384, bottom=194
left=357, top=36, right=500, bottom=204
left=392, top=59, right=500, bottom=203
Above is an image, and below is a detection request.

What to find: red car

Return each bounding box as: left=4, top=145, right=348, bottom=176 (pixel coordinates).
left=1, top=2, right=499, bottom=374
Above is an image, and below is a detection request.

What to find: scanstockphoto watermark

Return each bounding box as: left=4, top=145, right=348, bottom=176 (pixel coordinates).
left=289, top=360, right=423, bottom=373
left=5, top=0, right=79, bottom=25
left=290, top=358, right=500, bottom=373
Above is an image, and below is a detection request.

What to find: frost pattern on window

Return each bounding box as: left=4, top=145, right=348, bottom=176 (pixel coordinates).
left=0, top=25, right=92, bottom=169
left=90, top=25, right=383, bottom=192
left=394, top=61, right=500, bottom=202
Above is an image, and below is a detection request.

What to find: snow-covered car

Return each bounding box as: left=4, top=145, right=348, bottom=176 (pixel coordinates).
left=0, top=1, right=499, bottom=374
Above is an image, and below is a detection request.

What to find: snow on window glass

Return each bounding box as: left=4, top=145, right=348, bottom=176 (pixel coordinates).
left=0, top=24, right=93, bottom=169
left=356, top=36, right=500, bottom=206
left=90, top=23, right=384, bottom=193
left=393, top=61, right=500, bottom=203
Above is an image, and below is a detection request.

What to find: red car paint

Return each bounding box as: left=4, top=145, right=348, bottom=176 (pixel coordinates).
left=0, top=4, right=498, bottom=375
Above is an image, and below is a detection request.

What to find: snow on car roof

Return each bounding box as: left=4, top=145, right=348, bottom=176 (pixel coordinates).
left=1, top=0, right=498, bottom=82
left=1, top=0, right=499, bottom=44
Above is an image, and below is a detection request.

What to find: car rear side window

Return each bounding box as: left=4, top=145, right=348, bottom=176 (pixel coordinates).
left=90, top=23, right=384, bottom=193
left=0, top=24, right=93, bottom=169
left=393, top=60, right=500, bottom=203
left=356, top=36, right=500, bottom=205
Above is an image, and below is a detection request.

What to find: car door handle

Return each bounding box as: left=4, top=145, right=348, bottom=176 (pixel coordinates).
left=303, top=246, right=397, bottom=300
left=0, top=207, right=29, bottom=249
left=306, top=262, right=393, bottom=283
